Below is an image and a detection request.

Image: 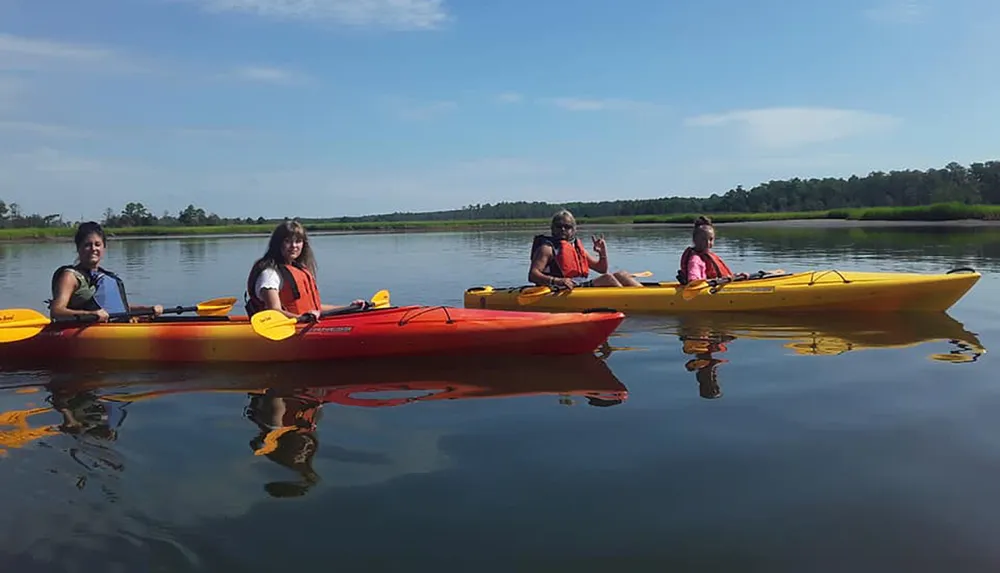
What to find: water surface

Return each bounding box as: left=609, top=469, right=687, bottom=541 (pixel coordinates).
left=0, top=224, right=998, bottom=571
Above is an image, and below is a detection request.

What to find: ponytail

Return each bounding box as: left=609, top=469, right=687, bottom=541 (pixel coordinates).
left=693, top=215, right=714, bottom=239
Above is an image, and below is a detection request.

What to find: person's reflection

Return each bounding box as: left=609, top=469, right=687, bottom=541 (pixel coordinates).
left=44, top=386, right=128, bottom=480
left=244, top=387, right=325, bottom=498
left=679, top=331, right=735, bottom=399
left=48, top=388, right=127, bottom=441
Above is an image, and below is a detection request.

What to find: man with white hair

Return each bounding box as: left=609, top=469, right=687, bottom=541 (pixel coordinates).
left=528, top=209, right=641, bottom=289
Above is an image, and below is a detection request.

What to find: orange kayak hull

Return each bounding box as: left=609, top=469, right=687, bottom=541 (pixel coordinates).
left=0, top=305, right=625, bottom=365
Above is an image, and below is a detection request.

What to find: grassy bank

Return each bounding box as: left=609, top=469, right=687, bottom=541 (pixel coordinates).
left=3, top=202, right=999, bottom=242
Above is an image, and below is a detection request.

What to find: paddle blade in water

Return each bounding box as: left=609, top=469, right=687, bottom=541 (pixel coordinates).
left=631, top=271, right=654, bottom=278
left=250, top=310, right=299, bottom=341
left=195, top=297, right=238, bottom=317
left=0, top=308, right=53, bottom=343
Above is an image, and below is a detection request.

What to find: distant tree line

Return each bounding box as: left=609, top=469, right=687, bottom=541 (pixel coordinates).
left=0, top=201, right=267, bottom=229
left=0, top=200, right=68, bottom=229
left=3, top=159, right=999, bottom=228
left=99, top=203, right=267, bottom=228
left=329, top=160, right=1000, bottom=222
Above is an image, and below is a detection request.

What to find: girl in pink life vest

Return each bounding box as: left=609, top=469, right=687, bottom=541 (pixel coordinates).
left=677, top=216, right=748, bottom=284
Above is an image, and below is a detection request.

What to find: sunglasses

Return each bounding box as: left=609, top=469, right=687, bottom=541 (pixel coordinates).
left=553, top=223, right=575, bottom=230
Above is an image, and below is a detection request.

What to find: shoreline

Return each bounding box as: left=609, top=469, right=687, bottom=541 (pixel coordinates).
left=3, top=216, right=1000, bottom=244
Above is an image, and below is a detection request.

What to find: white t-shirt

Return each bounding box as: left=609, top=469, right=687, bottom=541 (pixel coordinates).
left=254, top=267, right=283, bottom=301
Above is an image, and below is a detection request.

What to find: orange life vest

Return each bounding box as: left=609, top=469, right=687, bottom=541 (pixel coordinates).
left=531, top=235, right=590, bottom=278
left=246, top=263, right=323, bottom=316
left=246, top=392, right=323, bottom=430
left=677, top=247, right=734, bottom=284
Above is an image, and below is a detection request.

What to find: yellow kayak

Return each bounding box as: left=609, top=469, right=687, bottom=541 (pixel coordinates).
left=464, top=267, right=981, bottom=313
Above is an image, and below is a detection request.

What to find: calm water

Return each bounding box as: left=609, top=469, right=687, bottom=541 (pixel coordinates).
left=1, top=223, right=999, bottom=572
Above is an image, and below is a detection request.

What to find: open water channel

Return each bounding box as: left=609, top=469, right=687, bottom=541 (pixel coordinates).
left=0, top=222, right=998, bottom=571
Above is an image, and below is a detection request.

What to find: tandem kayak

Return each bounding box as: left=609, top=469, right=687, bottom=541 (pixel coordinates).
left=0, top=305, right=625, bottom=365
left=463, top=268, right=981, bottom=314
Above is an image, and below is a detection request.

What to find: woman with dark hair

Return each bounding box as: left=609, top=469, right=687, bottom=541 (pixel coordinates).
left=47, top=221, right=163, bottom=322
left=676, top=216, right=748, bottom=285
left=245, top=220, right=365, bottom=319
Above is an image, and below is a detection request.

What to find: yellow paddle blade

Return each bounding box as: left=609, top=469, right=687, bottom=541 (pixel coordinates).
left=516, top=286, right=555, bottom=305
left=680, top=280, right=711, bottom=301
left=631, top=271, right=653, bottom=278
left=250, top=310, right=299, bottom=342
left=0, top=308, right=53, bottom=343
left=250, top=290, right=388, bottom=341
left=195, top=297, right=238, bottom=316
left=370, top=289, right=390, bottom=308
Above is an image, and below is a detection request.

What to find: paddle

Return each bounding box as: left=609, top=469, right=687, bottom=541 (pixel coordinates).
left=680, top=278, right=731, bottom=301
left=680, top=269, right=788, bottom=301
left=250, top=289, right=391, bottom=342
left=515, top=271, right=654, bottom=305
left=0, top=297, right=238, bottom=344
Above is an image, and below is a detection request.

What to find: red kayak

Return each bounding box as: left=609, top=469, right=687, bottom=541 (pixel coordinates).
left=0, top=305, right=625, bottom=365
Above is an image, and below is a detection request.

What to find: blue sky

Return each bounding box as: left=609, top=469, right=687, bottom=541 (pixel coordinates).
left=1, top=0, right=997, bottom=220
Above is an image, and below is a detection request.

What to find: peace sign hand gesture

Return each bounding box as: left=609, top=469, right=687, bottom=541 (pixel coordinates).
left=592, top=234, right=608, bottom=257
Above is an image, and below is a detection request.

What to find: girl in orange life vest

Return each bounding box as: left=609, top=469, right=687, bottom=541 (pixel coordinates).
left=48, top=221, right=163, bottom=323
left=245, top=220, right=366, bottom=321
left=529, top=209, right=642, bottom=290
left=676, top=216, right=749, bottom=285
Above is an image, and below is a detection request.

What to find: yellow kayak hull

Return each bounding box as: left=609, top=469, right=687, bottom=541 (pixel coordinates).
left=464, top=268, right=981, bottom=313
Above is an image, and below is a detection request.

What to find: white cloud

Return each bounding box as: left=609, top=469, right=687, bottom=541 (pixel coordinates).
left=0, top=121, right=92, bottom=138
left=178, top=0, right=450, bottom=30
left=0, top=76, right=25, bottom=111
left=864, top=0, right=926, bottom=23
left=226, top=65, right=308, bottom=85
left=684, top=107, right=901, bottom=148
left=0, top=33, right=141, bottom=73
left=544, top=97, right=665, bottom=114
left=496, top=91, right=523, bottom=104
left=384, top=97, right=457, bottom=121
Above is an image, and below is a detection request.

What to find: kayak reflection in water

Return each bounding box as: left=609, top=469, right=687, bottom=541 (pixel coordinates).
left=680, top=331, right=735, bottom=399
left=244, top=387, right=324, bottom=498
left=529, top=209, right=642, bottom=290
left=46, top=221, right=164, bottom=323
